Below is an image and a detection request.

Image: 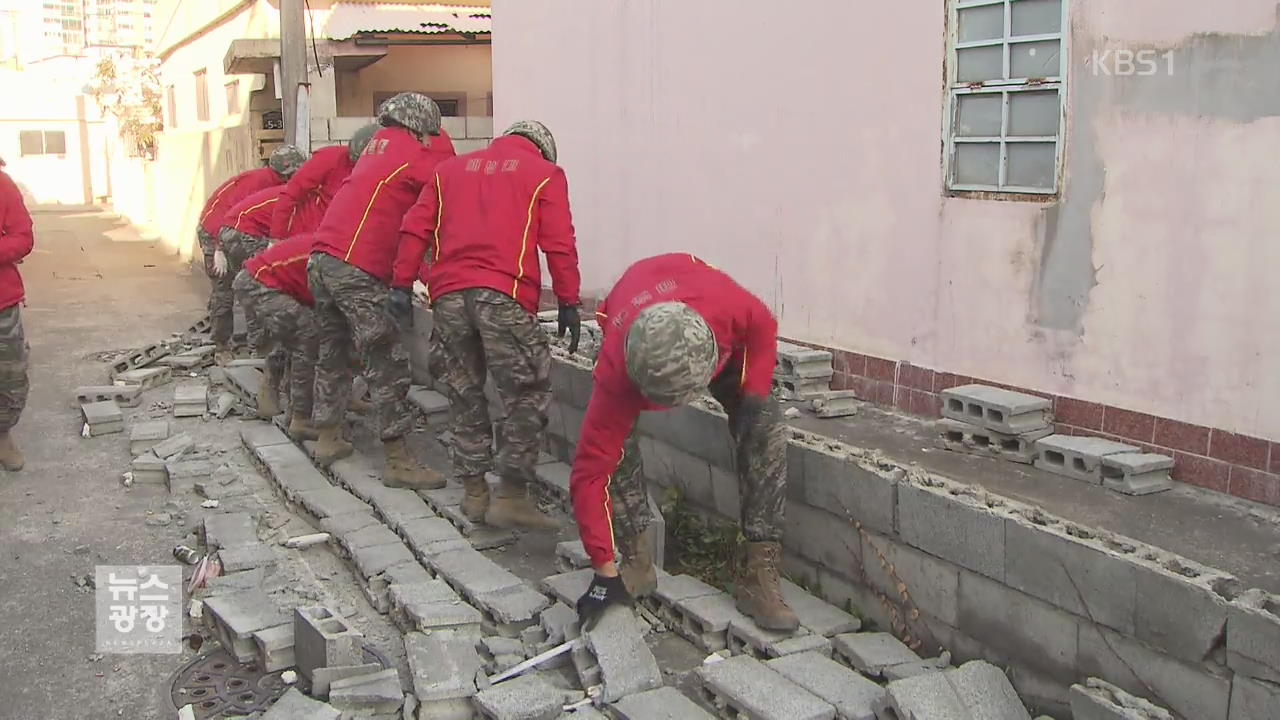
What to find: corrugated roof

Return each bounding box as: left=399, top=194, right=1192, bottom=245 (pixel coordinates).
left=323, top=3, right=491, bottom=40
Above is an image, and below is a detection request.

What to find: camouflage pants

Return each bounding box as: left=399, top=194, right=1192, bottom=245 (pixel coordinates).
left=307, top=253, right=413, bottom=439
left=199, top=229, right=235, bottom=347
left=429, top=288, right=550, bottom=486
left=220, top=227, right=270, bottom=274
left=233, top=273, right=317, bottom=417
left=0, top=306, right=29, bottom=432
left=609, top=369, right=787, bottom=543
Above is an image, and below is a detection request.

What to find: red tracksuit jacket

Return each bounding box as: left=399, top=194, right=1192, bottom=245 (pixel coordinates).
left=393, top=135, right=580, bottom=312
left=570, top=254, right=779, bottom=569
left=0, top=169, right=34, bottom=310
left=198, top=166, right=283, bottom=241
left=244, top=234, right=315, bottom=306
left=268, top=145, right=352, bottom=239
left=311, top=127, right=456, bottom=284
left=223, top=186, right=286, bottom=238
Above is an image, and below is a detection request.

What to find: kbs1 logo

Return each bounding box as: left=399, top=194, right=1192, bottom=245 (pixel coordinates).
left=1088, top=49, right=1175, bottom=76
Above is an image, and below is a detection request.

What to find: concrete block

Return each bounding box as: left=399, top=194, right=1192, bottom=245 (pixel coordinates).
left=1101, top=453, right=1174, bottom=495
left=780, top=579, right=861, bottom=637
left=1229, top=675, right=1280, bottom=720
left=219, top=543, right=277, bottom=572
left=873, top=663, right=972, bottom=720
left=151, top=431, right=195, bottom=460
left=252, top=623, right=296, bottom=672
left=173, top=381, right=209, bottom=406
left=1070, top=677, right=1174, bottom=720
left=130, top=452, right=167, bottom=484
left=294, top=606, right=364, bottom=682
left=533, top=462, right=572, bottom=505
left=401, top=516, right=468, bottom=556
left=339, top=523, right=402, bottom=554
left=434, top=548, right=523, bottom=598
left=204, top=512, right=258, bottom=550
left=882, top=656, right=951, bottom=681
left=810, top=390, right=860, bottom=419
left=636, top=402, right=735, bottom=472
left=204, top=589, right=290, bottom=663
left=166, top=458, right=216, bottom=493
left=1133, top=560, right=1234, bottom=664
left=108, top=342, right=171, bottom=378
left=709, top=463, right=741, bottom=519
left=540, top=569, right=594, bottom=608
left=941, top=384, right=1051, bottom=434
left=1226, top=589, right=1280, bottom=683
left=583, top=605, right=664, bottom=703
left=78, top=385, right=143, bottom=408
left=776, top=342, right=834, bottom=379
left=638, top=434, right=714, bottom=510
left=696, top=654, right=836, bottom=720
left=311, top=662, right=382, bottom=698
left=239, top=421, right=291, bottom=451
left=831, top=632, right=919, bottom=679
left=465, top=115, right=494, bottom=138
left=1003, top=516, right=1137, bottom=634
left=226, top=358, right=267, bottom=369
left=259, top=687, right=340, bottom=720
left=383, top=560, right=434, bottom=587
left=612, top=686, right=716, bottom=720
left=640, top=572, right=720, bottom=629
left=409, top=387, right=450, bottom=416
left=255, top=442, right=334, bottom=497
left=328, top=668, right=403, bottom=715
left=554, top=540, right=591, bottom=572
left=367, top=486, right=436, bottom=531
left=1078, top=623, right=1231, bottom=720
left=205, top=567, right=266, bottom=595
left=797, top=439, right=897, bottom=537
left=540, top=602, right=580, bottom=645
left=784, top=502, right=862, bottom=579
left=422, top=484, right=466, bottom=513
left=945, top=660, right=1032, bottom=720
left=935, top=418, right=1052, bottom=464
left=1033, top=434, right=1141, bottom=484
left=958, top=571, right=1079, bottom=682
left=474, top=673, right=564, bottom=720
left=81, top=399, right=123, bottom=432
left=115, top=366, right=173, bottom=391
left=728, top=619, right=832, bottom=659
left=320, top=511, right=379, bottom=537
left=548, top=358, right=594, bottom=409
left=767, top=651, right=885, bottom=720
left=860, top=531, right=961, bottom=627
left=405, top=630, right=483, bottom=703
left=298, top=487, right=372, bottom=520
left=330, top=454, right=385, bottom=501
left=439, top=504, right=519, bottom=550
left=389, top=581, right=482, bottom=635
left=897, top=480, right=1006, bottom=581
left=350, top=541, right=417, bottom=580
left=129, top=419, right=170, bottom=455
left=676, top=592, right=747, bottom=652
left=474, top=584, right=551, bottom=628
left=775, top=375, right=833, bottom=401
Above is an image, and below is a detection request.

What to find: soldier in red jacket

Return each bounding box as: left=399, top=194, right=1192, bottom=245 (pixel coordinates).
left=0, top=159, right=33, bottom=470
left=307, top=92, right=456, bottom=489
left=394, top=121, right=580, bottom=530
left=198, top=145, right=306, bottom=362
left=569, top=254, right=798, bottom=632
left=268, top=125, right=380, bottom=240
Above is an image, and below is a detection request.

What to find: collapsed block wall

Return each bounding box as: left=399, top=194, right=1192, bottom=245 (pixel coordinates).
left=539, top=350, right=1280, bottom=720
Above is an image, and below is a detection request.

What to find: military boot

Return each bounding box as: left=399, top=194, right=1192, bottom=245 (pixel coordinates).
left=617, top=526, right=658, bottom=598
left=460, top=474, right=491, bottom=522
left=382, top=437, right=446, bottom=489
left=0, top=432, right=24, bottom=471
left=256, top=378, right=281, bottom=419
left=313, top=425, right=353, bottom=467
left=214, top=345, right=235, bottom=366
left=734, top=541, right=800, bottom=631
left=286, top=413, right=319, bottom=441
left=486, top=479, right=560, bottom=530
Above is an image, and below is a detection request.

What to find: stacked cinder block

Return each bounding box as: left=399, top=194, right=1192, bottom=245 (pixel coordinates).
left=937, top=384, right=1054, bottom=464
left=80, top=400, right=123, bottom=436
left=1032, top=435, right=1175, bottom=495
left=774, top=342, right=834, bottom=401
left=76, top=384, right=143, bottom=408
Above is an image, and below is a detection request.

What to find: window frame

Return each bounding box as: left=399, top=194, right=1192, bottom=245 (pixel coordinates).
left=943, top=0, right=1069, bottom=197
left=194, top=68, right=210, bottom=123
left=18, top=130, right=68, bottom=156
left=225, top=79, right=241, bottom=115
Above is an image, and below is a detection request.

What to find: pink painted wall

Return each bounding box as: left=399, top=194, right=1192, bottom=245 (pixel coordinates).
left=491, top=0, right=1280, bottom=442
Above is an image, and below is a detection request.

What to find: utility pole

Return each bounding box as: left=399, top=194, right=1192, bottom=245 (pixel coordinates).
left=279, top=0, right=307, bottom=147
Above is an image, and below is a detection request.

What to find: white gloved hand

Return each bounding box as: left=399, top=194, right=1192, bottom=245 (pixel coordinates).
left=212, top=249, right=228, bottom=277
left=412, top=279, right=430, bottom=306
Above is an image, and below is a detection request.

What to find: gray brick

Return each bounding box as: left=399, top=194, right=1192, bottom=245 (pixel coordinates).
left=784, top=502, right=862, bottom=578
left=339, top=524, right=402, bottom=554
left=109, top=342, right=170, bottom=378
left=130, top=452, right=166, bottom=484
left=205, top=567, right=266, bottom=595
left=1226, top=589, right=1280, bottom=683
left=474, top=584, right=551, bottom=627
left=151, top=431, right=195, bottom=460
left=831, top=632, right=919, bottom=678
left=82, top=399, right=123, bottom=426
left=115, top=366, right=173, bottom=391
left=935, top=418, right=1052, bottom=465
left=383, top=560, right=434, bottom=587
left=205, top=589, right=290, bottom=663
left=1070, top=678, right=1173, bottom=720
left=554, top=540, right=590, bottom=571
left=584, top=605, right=663, bottom=703
left=636, top=402, right=735, bottom=472
left=638, top=435, right=714, bottom=508
left=797, top=440, right=898, bottom=536
left=612, top=686, right=714, bottom=719
left=883, top=657, right=951, bottom=682
left=474, top=673, right=564, bottom=720
left=767, top=651, right=885, bottom=720
left=1004, top=516, right=1137, bottom=634
left=434, top=547, right=523, bottom=597
left=439, top=504, right=519, bottom=550
left=166, top=458, right=216, bottom=493
left=549, top=357, right=593, bottom=409
left=252, top=623, right=295, bottom=672
left=255, top=443, right=332, bottom=498
left=329, top=453, right=383, bottom=501
left=204, top=512, right=258, bottom=550
left=389, top=581, right=481, bottom=635
left=1033, top=434, right=1141, bottom=484
left=219, top=543, right=277, bottom=573
left=873, top=666, right=965, bottom=720
left=728, top=619, right=832, bottom=659
left=320, top=512, right=379, bottom=537
left=401, top=516, right=469, bottom=558
left=1101, top=453, right=1174, bottom=495
left=540, top=602, right=580, bottom=645
left=1229, top=675, right=1280, bottom=720
left=709, top=463, right=740, bottom=519
left=540, top=568, right=594, bottom=607
left=1078, top=623, right=1230, bottom=720
left=676, top=592, right=746, bottom=652
left=298, top=487, right=371, bottom=520
left=328, top=668, right=403, bottom=714
left=294, top=606, right=364, bottom=682
left=534, top=462, right=571, bottom=501
left=774, top=375, right=832, bottom=401
left=1134, top=560, right=1234, bottom=664
left=958, top=571, right=1079, bottom=681
left=810, top=391, right=860, bottom=419
left=778, top=579, right=860, bottom=637
left=405, top=630, right=482, bottom=702
left=945, top=660, right=1032, bottom=719
left=311, top=663, right=382, bottom=698
left=350, top=541, right=416, bottom=580
left=367, top=486, right=436, bottom=531
left=224, top=366, right=261, bottom=400
left=259, top=687, right=340, bottom=720
left=696, top=654, right=835, bottom=720
left=422, top=484, right=466, bottom=513
left=78, top=384, right=143, bottom=408
left=897, top=480, right=1006, bottom=581
left=129, top=419, right=169, bottom=455
left=776, top=342, right=833, bottom=377
left=860, top=531, right=960, bottom=627
left=941, top=384, right=1050, bottom=434
left=173, top=381, right=208, bottom=405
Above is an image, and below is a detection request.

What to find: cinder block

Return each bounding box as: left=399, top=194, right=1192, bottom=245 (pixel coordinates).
left=935, top=418, right=1052, bottom=464
left=81, top=400, right=123, bottom=434
left=389, top=581, right=481, bottom=636
left=636, top=403, right=735, bottom=472
left=439, top=504, right=519, bottom=550
left=320, top=511, right=379, bottom=537
left=401, top=516, right=468, bottom=558
left=298, top=487, right=372, bottom=520
left=582, top=605, right=663, bottom=702
left=219, top=543, right=277, bottom=573
left=130, top=452, right=167, bottom=484
left=350, top=541, right=416, bottom=580
left=1101, top=453, right=1174, bottom=495
left=1070, top=677, right=1173, bottom=720
left=958, top=571, right=1080, bottom=682
left=897, top=480, right=1006, bottom=581
left=1229, top=674, right=1280, bottom=720
left=474, top=584, right=551, bottom=630
left=554, top=540, right=591, bottom=572
left=676, top=592, right=747, bottom=652
left=294, top=606, right=364, bottom=682
left=540, top=568, right=595, bottom=608
left=405, top=630, right=482, bottom=706
left=943, top=660, right=1032, bottom=719
left=371, top=488, right=436, bottom=533
left=1033, top=434, right=1141, bottom=484
left=256, top=443, right=341, bottom=498
left=797, top=439, right=897, bottom=537
left=941, top=384, right=1051, bottom=434
left=1226, top=589, right=1280, bottom=684
left=151, top=431, right=194, bottom=460
left=776, top=342, right=834, bottom=379
left=810, top=390, right=860, bottom=419
left=259, top=687, right=340, bottom=720
left=548, top=358, right=594, bottom=409
left=784, top=502, right=862, bottom=578
left=540, top=602, right=580, bottom=645
left=311, top=662, right=382, bottom=698
left=328, top=668, right=403, bottom=715
left=780, top=579, right=861, bottom=637
left=728, top=619, right=832, bottom=659
left=224, top=366, right=262, bottom=402
left=239, top=421, right=291, bottom=451
left=1078, top=623, right=1231, bottom=720
left=115, top=366, right=173, bottom=391
left=433, top=547, right=524, bottom=599
left=767, top=651, right=885, bottom=720
left=204, top=512, right=259, bottom=550
left=337, top=524, right=402, bottom=555
left=831, top=632, right=920, bottom=678
left=108, top=342, right=171, bottom=379
left=252, top=623, right=296, bottom=672
left=77, top=385, right=143, bottom=408
left=173, top=381, right=209, bottom=406
left=1134, top=559, right=1235, bottom=664
left=129, top=419, right=170, bottom=455
left=696, top=654, right=836, bottom=720
left=166, top=458, right=216, bottom=493
left=775, top=375, right=833, bottom=401
left=204, top=589, right=290, bottom=663
left=474, top=673, right=564, bottom=720
left=329, top=453, right=384, bottom=501
left=422, top=485, right=466, bottom=514
left=638, top=434, right=714, bottom=509
left=860, top=531, right=961, bottom=627
left=612, top=686, right=715, bottom=719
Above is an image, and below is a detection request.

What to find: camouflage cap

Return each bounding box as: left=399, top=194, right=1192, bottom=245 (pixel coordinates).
left=347, top=123, right=380, bottom=162
left=503, top=120, right=557, bottom=163
left=377, top=92, right=442, bottom=138
left=268, top=144, right=306, bottom=177
left=624, top=302, right=718, bottom=407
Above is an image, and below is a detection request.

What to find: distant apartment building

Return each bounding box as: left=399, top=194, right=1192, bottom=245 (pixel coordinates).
left=0, top=0, right=158, bottom=64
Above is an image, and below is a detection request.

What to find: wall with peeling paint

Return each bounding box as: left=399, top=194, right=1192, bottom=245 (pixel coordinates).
left=491, top=0, right=1280, bottom=442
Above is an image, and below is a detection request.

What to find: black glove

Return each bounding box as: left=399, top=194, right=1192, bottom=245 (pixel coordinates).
left=387, top=288, right=413, bottom=327
left=576, top=573, right=631, bottom=630
left=558, top=304, right=582, bottom=355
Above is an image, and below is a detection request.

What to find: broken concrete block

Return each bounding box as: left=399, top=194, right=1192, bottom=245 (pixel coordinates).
left=389, top=581, right=482, bottom=636
left=77, top=385, right=143, bottom=408
left=810, top=390, right=860, bottom=419
left=935, top=418, right=1053, bottom=465
left=337, top=523, right=402, bottom=555
left=1226, top=588, right=1280, bottom=684
left=775, top=375, right=832, bottom=401
left=876, top=660, right=1030, bottom=720
left=767, top=651, right=886, bottom=720
left=219, top=543, right=277, bottom=573
left=131, top=452, right=167, bottom=485
left=832, top=632, right=920, bottom=679
left=115, top=366, right=173, bottom=391
left=297, top=486, right=372, bottom=520
left=311, top=662, right=382, bottom=698
left=474, top=673, right=564, bottom=720
left=540, top=568, right=595, bottom=608
left=612, top=686, right=716, bottom=719
left=434, top=547, right=523, bottom=599
left=350, top=541, right=416, bottom=580
left=320, top=511, right=380, bottom=538
left=162, top=345, right=216, bottom=369
left=204, top=589, right=290, bottom=664
left=165, top=458, right=216, bottom=493
left=1101, top=453, right=1174, bottom=496
left=727, top=618, right=831, bottom=660
left=1070, top=677, right=1173, bottom=720
left=400, top=515, right=469, bottom=559
left=674, top=591, right=747, bottom=652
left=173, top=382, right=208, bottom=417
left=942, top=384, right=1051, bottom=434
left=252, top=623, right=296, bottom=672
left=1033, top=434, right=1141, bottom=484
left=239, top=421, right=291, bottom=451
left=582, top=605, right=663, bottom=703
left=697, top=654, right=836, bottom=720
left=540, top=602, right=580, bottom=646
left=204, top=512, right=258, bottom=550
left=129, top=419, right=170, bottom=455
left=554, top=540, right=591, bottom=572
left=259, top=687, right=340, bottom=720
left=151, top=431, right=195, bottom=460
left=405, top=630, right=482, bottom=719
left=882, top=654, right=952, bottom=682
left=81, top=400, right=123, bottom=435
left=1228, top=674, right=1280, bottom=720
left=294, top=606, right=364, bottom=682
left=328, top=668, right=403, bottom=715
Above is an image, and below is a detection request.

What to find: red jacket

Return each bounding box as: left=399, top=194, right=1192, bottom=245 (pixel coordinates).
left=223, top=186, right=286, bottom=238
left=0, top=170, right=34, bottom=310
left=269, top=146, right=353, bottom=239
left=311, top=127, right=456, bottom=284
left=244, top=234, right=315, bottom=306
left=198, top=166, right=283, bottom=239
left=393, top=135, right=579, bottom=313
left=570, top=254, right=779, bottom=568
